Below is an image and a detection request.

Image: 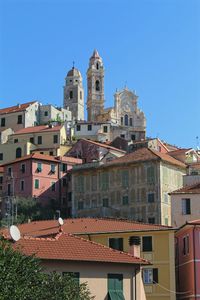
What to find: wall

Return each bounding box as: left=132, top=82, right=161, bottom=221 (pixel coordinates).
left=42, top=259, right=141, bottom=300
left=78, top=229, right=176, bottom=300
left=171, top=193, right=200, bottom=227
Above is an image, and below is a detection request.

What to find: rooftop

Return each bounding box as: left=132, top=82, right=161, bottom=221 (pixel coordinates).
left=0, top=101, right=37, bottom=115
left=13, top=125, right=63, bottom=135
left=170, top=182, right=200, bottom=194
left=104, top=147, right=186, bottom=168
left=2, top=153, right=60, bottom=166
left=11, top=232, right=149, bottom=265
left=1, top=218, right=173, bottom=238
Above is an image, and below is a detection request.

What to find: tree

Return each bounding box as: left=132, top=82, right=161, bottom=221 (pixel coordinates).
left=0, top=238, right=95, bottom=300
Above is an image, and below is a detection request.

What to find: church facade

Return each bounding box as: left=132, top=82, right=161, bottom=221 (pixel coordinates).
left=63, top=50, right=146, bottom=142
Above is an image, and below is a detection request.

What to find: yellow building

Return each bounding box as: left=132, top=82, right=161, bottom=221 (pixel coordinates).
left=0, top=124, right=68, bottom=164
left=3, top=218, right=176, bottom=300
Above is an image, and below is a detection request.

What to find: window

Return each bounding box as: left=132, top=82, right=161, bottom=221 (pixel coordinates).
left=67, top=192, right=72, bottom=201
left=164, top=193, right=168, bottom=203
left=182, top=198, right=191, bottom=215
left=7, top=183, right=11, bottom=196
left=1, top=118, right=5, bottom=127
left=14, top=139, right=18, bottom=143
left=51, top=182, right=56, bottom=191
left=80, top=91, right=82, bottom=100
left=20, top=180, right=24, bottom=191
left=143, top=268, right=158, bottom=284
left=124, top=114, right=128, bottom=126
left=38, top=136, right=42, bottom=145
left=103, top=198, right=109, bottom=207
left=100, top=172, right=109, bottom=191
left=121, top=117, right=123, bottom=125
left=122, top=195, right=129, bottom=205
left=21, top=164, right=26, bottom=173
left=62, top=163, right=67, bottom=172
left=63, top=178, right=67, bottom=186
left=30, top=137, right=34, bottom=144
left=131, top=135, right=136, bottom=141
left=0, top=176, right=3, bottom=184
left=76, top=124, right=81, bottom=131
left=130, top=118, right=133, bottom=126
left=78, top=201, right=84, bottom=210
left=16, top=147, right=22, bottom=158
left=109, top=238, right=123, bottom=251
left=44, top=111, right=48, bottom=116
left=0, top=153, right=3, bottom=161
left=148, top=217, right=155, bottom=224
left=91, top=175, right=97, bottom=191
left=96, top=62, right=99, bottom=69
left=120, top=134, right=125, bottom=139
left=142, top=236, right=152, bottom=252
left=147, top=166, right=155, bottom=183
left=88, top=124, right=92, bottom=131
left=165, top=217, right=168, bottom=225
left=49, top=151, right=53, bottom=156
left=50, top=164, right=56, bottom=173
left=8, top=167, right=12, bottom=176
left=103, top=126, right=108, bottom=133
left=95, top=80, right=100, bottom=91
left=76, top=176, right=84, bottom=192
left=121, top=170, right=129, bottom=187
left=17, top=115, right=22, bottom=124
left=37, top=163, right=42, bottom=172
left=69, top=91, right=73, bottom=99
left=148, top=193, right=155, bottom=203
left=107, top=274, right=124, bottom=299
left=53, top=135, right=58, bottom=144
left=34, top=179, right=39, bottom=189
left=183, top=235, right=189, bottom=255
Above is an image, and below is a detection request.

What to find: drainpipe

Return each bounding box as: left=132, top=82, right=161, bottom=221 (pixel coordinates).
left=193, top=225, right=197, bottom=300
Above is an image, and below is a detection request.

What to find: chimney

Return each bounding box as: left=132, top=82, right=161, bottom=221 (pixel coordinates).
left=129, top=236, right=141, bottom=257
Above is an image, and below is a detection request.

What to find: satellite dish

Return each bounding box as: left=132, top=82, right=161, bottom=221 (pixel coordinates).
left=9, top=225, right=21, bottom=242
left=58, top=217, right=64, bottom=226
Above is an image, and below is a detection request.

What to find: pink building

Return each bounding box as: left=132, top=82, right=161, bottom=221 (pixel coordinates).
left=175, top=220, right=200, bottom=300
left=2, top=153, right=82, bottom=218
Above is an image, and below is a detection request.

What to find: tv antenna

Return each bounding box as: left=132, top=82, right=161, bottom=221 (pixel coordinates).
left=9, top=225, right=21, bottom=242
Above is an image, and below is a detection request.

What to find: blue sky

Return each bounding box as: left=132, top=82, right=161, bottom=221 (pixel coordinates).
left=0, top=0, right=200, bottom=148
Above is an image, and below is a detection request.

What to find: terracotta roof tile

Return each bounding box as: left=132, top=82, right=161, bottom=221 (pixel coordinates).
left=104, top=148, right=186, bottom=168
left=1, top=218, right=173, bottom=238
left=13, top=125, right=63, bottom=135
left=2, top=153, right=59, bottom=166
left=0, top=101, right=37, bottom=115
left=170, top=183, right=200, bottom=194
left=12, top=232, right=149, bottom=265
left=80, top=139, right=126, bottom=153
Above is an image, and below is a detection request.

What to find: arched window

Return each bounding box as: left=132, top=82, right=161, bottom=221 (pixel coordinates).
left=125, top=114, right=129, bottom=126
left=80, top=91, right=82, bottom=100
left=69, top=91, right=73, bottom=99
left=95, top=80, right=100, bottom=91
left=16, top=147, right=22, bottom=158
left=96, top=62, right=99, bottom=70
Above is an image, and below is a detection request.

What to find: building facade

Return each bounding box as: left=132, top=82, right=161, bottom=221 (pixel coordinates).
left=175, top=220, right=200, bottom=300
left=71, top=148, right=186, bottom=225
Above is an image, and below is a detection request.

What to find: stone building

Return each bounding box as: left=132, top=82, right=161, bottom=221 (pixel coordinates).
left=71, top=147, right=186, bottom=225
left=63, top=50, right=146, bottom=142
left=63, top=66, right=84, bottom=121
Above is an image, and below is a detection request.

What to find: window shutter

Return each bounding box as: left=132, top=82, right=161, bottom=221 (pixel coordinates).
left=153, top=268, right=158, bottom=284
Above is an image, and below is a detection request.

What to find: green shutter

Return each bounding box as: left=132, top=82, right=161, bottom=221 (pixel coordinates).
left=147, top=166, right=155, bottom=183
left=108, top=274, right=125, bottom=300
left=100, top=172, right=109, bottom=191
left=34, top=179, right=39, bottom=189
left=121, top=170, right=129, bottom=187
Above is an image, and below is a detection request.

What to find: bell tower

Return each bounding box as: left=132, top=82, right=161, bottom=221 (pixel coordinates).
left=87, top=50, right=105, bottom=121
left=63, top=65, right=84, bottom=121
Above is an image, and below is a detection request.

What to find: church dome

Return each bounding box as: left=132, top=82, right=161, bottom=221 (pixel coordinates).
left=67, top=67, right=81, bottom=77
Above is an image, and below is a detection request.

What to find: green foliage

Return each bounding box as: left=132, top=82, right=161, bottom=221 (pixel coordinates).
left=0, top=238, right=95, bottom=300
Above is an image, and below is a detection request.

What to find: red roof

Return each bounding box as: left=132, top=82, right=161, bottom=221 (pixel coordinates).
left=2, top=153, right=59, bottom=166
left=0, top=166, right=4, bottom=173
left=170, top=183, right=200, bottom=194
left=104, top=148, right=186, bottom=168
left=1, top=218, right=173, bottom=238
left=13, top=125, right=63, bottom=135
left=0, top=101, right=37, bottom=115
left=12, top=232, right=149, bottom=265
left=80, top=139, right=126, bottom=153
